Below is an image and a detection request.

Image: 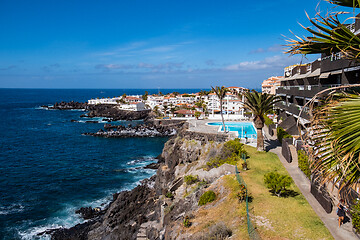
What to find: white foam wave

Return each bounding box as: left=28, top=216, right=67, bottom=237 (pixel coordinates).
left=16, top=157, right=156, bottom=239
left=69, top=109, right=85, bottom=111
left=0, top=204, right=25, bottom=215
left=18, top=224, right=58, bottom=240
left=34, top=106, right=47, bottom=110
left=126, top=156, right=156, bottom=166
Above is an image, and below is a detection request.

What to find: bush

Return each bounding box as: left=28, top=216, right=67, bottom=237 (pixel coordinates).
left=264, top=114, right=274, bottom=126
left=184, top=175, right=199, bottom=185
left=183, top=215, right=191, bottom=228
left=222, top=138, right=247, bottom=158
left=193, top=222, right=232, bottom=240
left=207, top=139, right=247, bottom=169
left=236, top=184, right=247, bottom=202
left=277, top=127, right=292, bottom=143
left=195, top=111, right=201, bottom=119
left=264, top=172, right=293, bottom=197
left=165, top=191, right=174, bottom=199
left=194, top=180, right=208, bottom=191
left=242, top=161, right=248, bottom=170
left=198, top=190, right=216, bottom=206
left=351, top=200, right=360, bottom=233
left=298, top=150, right=311, bottom=179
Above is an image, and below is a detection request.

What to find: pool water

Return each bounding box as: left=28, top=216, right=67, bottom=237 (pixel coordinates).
left=207, top=122, right=257, bottom=138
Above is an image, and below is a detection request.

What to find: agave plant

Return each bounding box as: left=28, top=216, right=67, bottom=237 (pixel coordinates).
left=211, top=86, right=228, bottom=133
left=243, top=90, right=280, bottom=151
left=308, top=92, right=360, bottom=189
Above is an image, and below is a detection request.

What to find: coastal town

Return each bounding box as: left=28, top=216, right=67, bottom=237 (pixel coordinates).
left=4, top=0, right=360, bottom=239
left=87, top=86, right=248, bottom=120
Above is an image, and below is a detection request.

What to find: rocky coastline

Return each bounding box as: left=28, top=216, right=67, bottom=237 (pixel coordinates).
left=43, top=101, right=153, bottom=121
left=47, top=126, right=232, bottom=240
left=83, top=123, right=183, bottom=138
left=43, top=101, right=89, bottom=110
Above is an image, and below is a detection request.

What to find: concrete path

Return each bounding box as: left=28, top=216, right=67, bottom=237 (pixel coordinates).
left=263, top=133, right=358, bottom=240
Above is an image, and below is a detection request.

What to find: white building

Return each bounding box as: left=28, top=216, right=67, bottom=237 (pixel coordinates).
left=88, top=98, right=119, bottom=105
left=118, top=102, right=146, bottom=111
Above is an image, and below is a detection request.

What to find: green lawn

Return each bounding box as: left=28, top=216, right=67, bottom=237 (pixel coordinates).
left=233, top=145, right=333, bottom=239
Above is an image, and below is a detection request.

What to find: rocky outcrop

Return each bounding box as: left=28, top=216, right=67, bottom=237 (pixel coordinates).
left=83, top=105, right=152, bottom=121
left=44, top=101, right=154, bottom=121
left=75, top=207, right=103, bottom=220
left=44, top=101, right=88, bottom=110
left=83, top=122, right=185, bottom=138
left=49, top=128, right=232, bottom=240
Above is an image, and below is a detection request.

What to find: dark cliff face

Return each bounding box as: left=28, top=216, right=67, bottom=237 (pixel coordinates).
left=49, top=128, right=228, bottom=240
left=86, top=105, right=152, bottom=121
left=87, top=180, right=158, bottom=240
left=50, top=178, right=158, bottom=240
left=47, top=101, right=154, bottom=121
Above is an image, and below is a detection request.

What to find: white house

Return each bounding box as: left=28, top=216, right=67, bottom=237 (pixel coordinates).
left=118, top=102, right=146, bottom=111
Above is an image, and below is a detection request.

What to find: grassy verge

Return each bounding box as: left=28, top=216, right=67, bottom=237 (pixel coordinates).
left=237, top=145, right=333, bottom=239
left=181, top=145, right=332, bottom=239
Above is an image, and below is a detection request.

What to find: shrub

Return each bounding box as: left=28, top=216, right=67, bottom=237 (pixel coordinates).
left=194, top=180, right=208, bottom=191
left=264, top=114, right=274, bottom=126
left=236, top=184, right=247, bottom=202
left=198, top=190, right=216, bottom=206
left=242, top=162, right=248, bottom=170
left=195, top=111, right=201, bottom=119
left=207, top=139, right=247, bottom=169
left=264, top=172, right=293, bottom=197
left=183, top=215, right=191, bottom=228
left=351, top=200, right=360, bottom=233
left=165, top=191, right=174, bottom=199
left=298, top=150, right=311, bottom=179
left=184, top=175, right=198, bottom=185
left=277, top=127, right=292, bottom=143
left=193, top=222, right=232, bottom=240
left=222, top=138, right=247, bottom=158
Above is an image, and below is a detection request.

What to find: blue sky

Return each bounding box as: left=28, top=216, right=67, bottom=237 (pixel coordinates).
left=0, top=0, right=345, bottom=89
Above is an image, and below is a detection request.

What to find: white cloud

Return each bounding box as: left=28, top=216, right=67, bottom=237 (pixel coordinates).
left=224, top=55, right=302, bottom=71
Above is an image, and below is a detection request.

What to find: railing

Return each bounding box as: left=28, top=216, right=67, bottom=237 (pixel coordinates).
left=235, top=165, right=261, bottom=240
left=347, top=23, right=356, bottom=33
left=322, top=84, right=342, bottom=88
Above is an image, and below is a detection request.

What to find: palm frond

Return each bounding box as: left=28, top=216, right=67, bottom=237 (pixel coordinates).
left=286, top=11, right=360, bottom=62
left=327, top=0, right=360, bottom=8
left=310, top=94, right=360, bottom=189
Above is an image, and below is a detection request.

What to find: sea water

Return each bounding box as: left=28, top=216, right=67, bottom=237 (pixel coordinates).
left=0, top=88, right=202, bottom=239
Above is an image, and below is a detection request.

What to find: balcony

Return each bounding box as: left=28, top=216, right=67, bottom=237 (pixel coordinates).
left=274, top=101, right=310, bottom=120
left=276, top=85, right=342, bottom=98
left=321, top=53, right=358, bottom=72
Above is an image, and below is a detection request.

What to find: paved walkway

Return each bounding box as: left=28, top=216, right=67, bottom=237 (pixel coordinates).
left=263, top=132, right=358, bottom=240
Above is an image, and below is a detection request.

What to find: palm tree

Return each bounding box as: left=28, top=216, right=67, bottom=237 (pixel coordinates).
left=153, top=105, right=160, bottom=116
left=286, top=0, right=360, bottom=190
left=243, top=90, right=280, bottom=151
left=286, top=0, right=360, bottom=62
left=163, top=105, right=168, bottom=117
left=211, top=86, right=228, bottom=133
left=308, top=92, right=360, bottom=189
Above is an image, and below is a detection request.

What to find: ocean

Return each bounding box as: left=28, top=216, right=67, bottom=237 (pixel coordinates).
left=0, top=88, right=203, bottom=240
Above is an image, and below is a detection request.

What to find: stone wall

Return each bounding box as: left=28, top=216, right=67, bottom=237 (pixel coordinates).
left=180, top=130, right=229, bottom=143
left=282, top=139, right=292, bottom=163
left=310, top=180, right=333, bottom=214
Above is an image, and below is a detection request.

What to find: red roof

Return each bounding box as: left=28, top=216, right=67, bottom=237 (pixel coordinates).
left=175, top=109, right=195, bottom=115
left=126, top=96, right=142, bottom=100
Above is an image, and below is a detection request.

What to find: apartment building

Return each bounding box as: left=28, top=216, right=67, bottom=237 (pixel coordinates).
left=262, top=76, right=283, bottom=95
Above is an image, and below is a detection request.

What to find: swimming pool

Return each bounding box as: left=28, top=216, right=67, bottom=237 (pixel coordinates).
left=207, top=122, right=257, bottom=138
